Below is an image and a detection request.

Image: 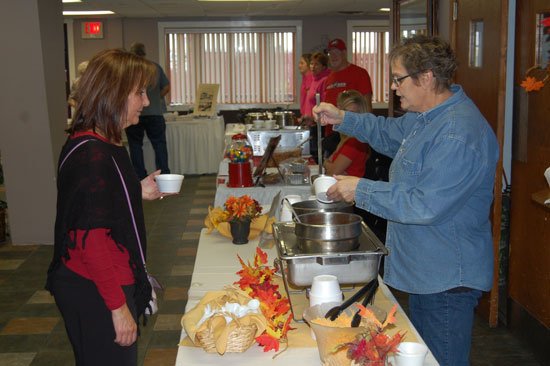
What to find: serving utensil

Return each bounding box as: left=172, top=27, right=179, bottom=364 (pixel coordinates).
left=324, top=278, right=377, bottom=321
left=350, top=278, right=379, bottom=327
left=315, top=93, right=323, bottom=175
left=284, top=197, right=302, bottom=223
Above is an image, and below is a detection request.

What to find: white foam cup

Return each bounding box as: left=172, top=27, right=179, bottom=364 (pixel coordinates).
left=310, top=275, right=341, bottom=298
left=394, top=342, right=428, bottom=366
left=154, top=174, right=184, bottom=193
left=309, top=292, right=343, bottom=307
left=253, top=119, right=264, bottom=129
left=313, top=175, right=337, bottom=202
left=280, top=195, right=302, bottom=222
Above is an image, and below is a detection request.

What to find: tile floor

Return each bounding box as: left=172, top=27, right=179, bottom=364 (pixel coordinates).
left=0, top=174, right=543, bottom=365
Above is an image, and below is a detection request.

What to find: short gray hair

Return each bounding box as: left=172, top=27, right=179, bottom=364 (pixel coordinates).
left=389, top=35, right=457, bottom=93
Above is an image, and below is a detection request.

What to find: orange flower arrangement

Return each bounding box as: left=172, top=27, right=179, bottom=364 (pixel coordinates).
left=224, top=195, right=262, bottom=223
left=234, top=248, right=293, bottom=352
left=331, top=304, right=405, bottom=364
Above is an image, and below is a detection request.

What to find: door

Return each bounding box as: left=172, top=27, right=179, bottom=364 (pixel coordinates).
left=451, top=0, right=507, bottom=327
left=509, top=0, right=550, bottom=331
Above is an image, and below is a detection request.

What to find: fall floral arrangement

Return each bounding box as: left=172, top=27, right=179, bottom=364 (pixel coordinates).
left=234, top=247, right=293, bottom=352
left=331, top=303, right=405, bottom=364
left=224, top=195, right=262, bottom=223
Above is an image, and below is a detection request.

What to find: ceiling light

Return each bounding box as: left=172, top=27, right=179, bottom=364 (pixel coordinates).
left=62, top=0, right=82, bottom=3
left=379, top=8, right=391, bottom=12
left=63, top=10, right=115, bottom=16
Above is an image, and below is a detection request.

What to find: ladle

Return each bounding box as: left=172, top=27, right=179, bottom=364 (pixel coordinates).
left=283, top=197, right=302, bottom=223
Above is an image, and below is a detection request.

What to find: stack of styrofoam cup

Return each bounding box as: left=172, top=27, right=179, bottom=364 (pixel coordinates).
left=308, top=275, right=342, bottom=340
left=309, top=275, right=343, bottom=306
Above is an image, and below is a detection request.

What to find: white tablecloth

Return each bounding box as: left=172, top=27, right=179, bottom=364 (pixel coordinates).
left=176, top=229, right=440, bottom=366
left=132, top=115, right=225, bottom=175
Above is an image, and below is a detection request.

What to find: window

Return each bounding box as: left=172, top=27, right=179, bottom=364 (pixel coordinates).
left=160, top=21, right=301, bottom=106
left=469, top=20, right=484, bottom=68
left=351, top=30, right=390, bottom=103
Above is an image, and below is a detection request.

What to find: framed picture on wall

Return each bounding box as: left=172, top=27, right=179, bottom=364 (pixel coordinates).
left=193, top=84, right=220, bottom=117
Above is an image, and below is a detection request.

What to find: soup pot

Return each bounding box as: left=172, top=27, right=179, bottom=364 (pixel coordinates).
left=291, top=200, right=354, bottom=217
left=295, top=212, right=363, bottom=253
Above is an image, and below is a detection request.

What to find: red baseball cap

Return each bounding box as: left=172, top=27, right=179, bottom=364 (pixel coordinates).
left=327, top=38, right=347, bottom=52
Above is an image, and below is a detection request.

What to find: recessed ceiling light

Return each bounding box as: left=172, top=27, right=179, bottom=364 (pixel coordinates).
left=63, top=10, right=115, bottom=15
left=379, top=8, right=391, bottom=12
left=62, top=0, right=82, bottom=3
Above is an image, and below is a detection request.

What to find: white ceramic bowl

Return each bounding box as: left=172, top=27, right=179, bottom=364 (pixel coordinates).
left=155, top=174, right=184, bottom=193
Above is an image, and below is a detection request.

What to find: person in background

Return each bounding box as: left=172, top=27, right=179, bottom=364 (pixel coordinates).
left=323, top=90, right=369, bottom=177
left=126, top=42, right=170, bottom=180
left=299, top=53, right=312, bottom=119
left=68, top=60, right=89, bottom=108
left=300, top=52, right=331, bottom=163
left=46, top=49, right=165, bottom=366
left=323, top=38, right=373, bottom=156
left=313, top=35, right=499, bottom=366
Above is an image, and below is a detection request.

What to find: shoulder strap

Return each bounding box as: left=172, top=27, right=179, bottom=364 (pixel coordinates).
left=58, top=139, right=92, bottom=172
left=111, top=157, right=147, bottom=267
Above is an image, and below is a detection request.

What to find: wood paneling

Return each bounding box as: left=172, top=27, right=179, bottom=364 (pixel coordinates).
left=509, top=0, right=550, bottom=329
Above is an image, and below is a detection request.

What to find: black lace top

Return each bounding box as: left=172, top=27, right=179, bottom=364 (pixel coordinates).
left=46, top=134, right=152, bottom=322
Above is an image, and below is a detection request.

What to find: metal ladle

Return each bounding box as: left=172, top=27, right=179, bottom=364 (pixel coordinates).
left=283, top=198, right=302, bottom=223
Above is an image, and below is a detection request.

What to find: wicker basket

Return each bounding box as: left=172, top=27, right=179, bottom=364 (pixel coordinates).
left=196, top=321, right=258, bottom=353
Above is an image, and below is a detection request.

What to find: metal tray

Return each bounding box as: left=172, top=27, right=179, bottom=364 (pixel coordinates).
left=273, top=222, right=388, bottom=286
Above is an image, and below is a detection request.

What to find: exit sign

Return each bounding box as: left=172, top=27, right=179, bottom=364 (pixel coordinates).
left=81, top=22, right=103, bottom=39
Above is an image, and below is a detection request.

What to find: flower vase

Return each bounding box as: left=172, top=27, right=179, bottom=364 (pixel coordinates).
left=230, top=220, right=251, bottom=245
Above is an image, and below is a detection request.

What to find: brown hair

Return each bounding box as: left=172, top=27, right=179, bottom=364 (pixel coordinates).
left=310, top=51, right=329, bottom=68
left=389, top=34, right=457, bottom=93
left=337, top=90, right=368, bottom=113
left=68, top=48, right=156, bottom=144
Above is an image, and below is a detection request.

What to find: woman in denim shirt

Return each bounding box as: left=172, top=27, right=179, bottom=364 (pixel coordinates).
left=313, top=35, right=499, bottom=366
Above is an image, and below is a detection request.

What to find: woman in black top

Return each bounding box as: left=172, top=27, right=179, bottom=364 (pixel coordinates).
left=46, top=49, right=164, bottom=366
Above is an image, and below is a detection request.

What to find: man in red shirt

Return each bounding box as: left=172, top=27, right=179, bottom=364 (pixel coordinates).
left=324, top=38, right=373, bottom=136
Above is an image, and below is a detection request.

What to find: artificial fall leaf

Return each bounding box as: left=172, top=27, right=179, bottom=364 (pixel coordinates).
left=381, top=304, right=398, bottom=329
left=254, top=247, right=268, bottom=267
left=255, top=333, right=280, bottom=352
left=521, top=76, right=545, bottom=92
left=356, top=303, right=383, bottom=329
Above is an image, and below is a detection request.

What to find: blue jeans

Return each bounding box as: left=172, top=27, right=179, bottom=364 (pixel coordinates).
left=125, top=115, right=170, bottom=179
left=409, top=289, right=482, bottom=366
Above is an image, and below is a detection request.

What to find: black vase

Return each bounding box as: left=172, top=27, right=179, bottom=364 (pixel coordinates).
left=230, top=220, right=251, bottom=245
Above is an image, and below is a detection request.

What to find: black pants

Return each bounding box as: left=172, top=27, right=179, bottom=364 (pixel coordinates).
left=52, top=264, right=137, bottom=366
left=125, top=115, right=170, bottom=179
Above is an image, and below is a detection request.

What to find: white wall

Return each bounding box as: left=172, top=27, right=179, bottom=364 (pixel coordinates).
left=0, top=0, right=66, bottom=244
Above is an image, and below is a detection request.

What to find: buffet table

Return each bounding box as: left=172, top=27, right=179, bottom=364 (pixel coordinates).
left=124, top=115, right=225, bottom=175
left=176, top=228, right=440, bottom=366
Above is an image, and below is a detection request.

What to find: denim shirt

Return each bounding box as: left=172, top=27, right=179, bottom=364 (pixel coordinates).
left=335, top=85, right=499, bottom=294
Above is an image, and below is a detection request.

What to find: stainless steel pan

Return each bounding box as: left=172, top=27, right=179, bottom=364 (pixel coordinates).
left=295, top=212, right=363, bottom=253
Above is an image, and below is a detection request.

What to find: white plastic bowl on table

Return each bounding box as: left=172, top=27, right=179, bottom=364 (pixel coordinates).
left=155, top=174, right=184, bottom=193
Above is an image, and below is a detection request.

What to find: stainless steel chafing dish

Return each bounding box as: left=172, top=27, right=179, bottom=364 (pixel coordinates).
left=273, top=221, right=388, bottom=287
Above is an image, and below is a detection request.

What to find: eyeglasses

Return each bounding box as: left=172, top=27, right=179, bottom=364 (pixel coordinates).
left=392, top=71, right=422, bottom=87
